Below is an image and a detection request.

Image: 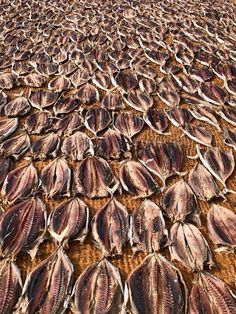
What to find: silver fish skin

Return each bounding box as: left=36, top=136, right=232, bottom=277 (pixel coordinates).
left=114, top=112, right=144, bottom=140
left=48, top=197, right=89, bottom=247
left=41, top=158, right=71, bottom=198
left=0, top=260, right=22, bottom=314
left=72, top=259, right=124, bottom=314
left=169, top=222, right=213, bottom=271
left=24, top=112, right=52, bottom=134
left=143, top=108, right=169, bottom=134
left=76, top=82, right=99, bottom=104
left=0, top=158, right=11, bottom=186
left=0, top=118, right=18, bottom=143
left=223, top=128, right=236, bottom=151
left=162, top=179, right=200, bottom=224
left=31, top=133, right=60, bottom=160
left=0, top=133, right=30, bottom=160
left=0, top=197, right=47, bottom=259
left=124, top=89, right=153, bottom=112
left=17, top=248, right=74, bottom=314
left=84, top=107, right=111, bottom=135
left=119, top=160, right=158, bottom=198
left=1, top=163, right=39, bottom=204
left=126, top=253, right=187, bottom=314
left=29, top=89, right=59, bottom=110
left=91, top=197, right=129, bottom=256
left=61, top=131, right=94, bottom=160
left=73, top=156, right=119, bottom=198
left=131, top=199, right=168, bottom=253
left=189, top=272, right=236, bottom=314
left=96, top=128, right=131, bottom=160
left=207, top=204, right=236, bottom=249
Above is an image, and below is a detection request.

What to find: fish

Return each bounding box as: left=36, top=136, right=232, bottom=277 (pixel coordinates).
left=114, top=112, right=144, bottom=140
left=1, top=163, right=39, bottom=204
left=218, top=106, right=236, bottom=127
left=162, top=179, right=200, bottom=224
left=143, top=108, right=168, bottom=134
left=101, top=92, right=124, bottom=111
left=165, top=107, right=192, bottom=127
left=0, top=158, right=11, bottom=186
left=73, top=156, right=119, bottom=198
left=198, top=82, right=228, bottom=106
left=4, top=96, right=31, bottom=117
left=35, top=62, right=59, bottom=77
left=182, top=124, right=213, bottom=146
left=112, top=71, right=138, bottom=94
left=84, top=108, right=111, bottom=135
left=0, top=73, right=17, bottom=89
left=136, top=141, right=184, bottom=187
left=145, top=50, right=169, bottom=65
left=223, top=128, right=236, bottom=151
left=72, top=259, right=124, bottom=314
left=157, top=89, right=180, bottom=107
left=41, top=158, right=71, bottom=198
left=169, top=222, right=213, bottom=271
left=29, top=89, right=59, bottom=110
left=0, top=90, right=7, bottom=111
left=48, top=75, right=71, bottom=92
left=189, top=272, right=236, bottom=314
left=139, top=77, right=157, bottom=94
left=0, top=118, right=18, bottom=143
left=70, top=69, right=91, bottom=88
left=96, top=128, right=131, bottom=160
left=17, top=248, right=74, bottom=314
left=124, top=89, right=153, bottom=112
left=173, top=75, right=199, bottom=94
left=31, top=133, right=60, bottom=160
left=53, top=114, right=83, bottom=136
left=92, top=72, right=112, bottom=91
left=175, top=48, right=194, bottom=65
left=0, top=197, right=47, bottom=259
left=119, top=160, right=158, bottom=198
left=76, top=82, right=99, bottom=104
left=0, top=133, right=30, bottom=159
left=188, top=163, right=221, bottom=201
left=0, top=259, right=22, bottom=314
left=225, top=79, right=236, bottom=96
left=24, top=112, right=53, bottom=134
left=126, top=253, right=187, bottom=314
left=213, top=61, right=236, bottom=81
left=186, top=65, right=214, bottom=82
left=131, top=199, right=168, bottom=253
left=22, top=73, right=45, bottom=88
left=189, top=105, right=220, bottom=130
left=53, top=95, right=80, bottom=115
left=207, top=204, right=236, bottom=250
left=61, top=131, right=94, bottom=160
left=48, top=197, right=89, bottom=248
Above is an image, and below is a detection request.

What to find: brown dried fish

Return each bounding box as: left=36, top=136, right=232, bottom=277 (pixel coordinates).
left=53, top=95, right=80, bottom=115
left=124, top=89, right=153, bottom=112
left=198, top=82, right=228, bottom=106
left=84, top=108, right=111, bottom=135
left=143, top=108, right=169, bottom=134
left=4, top=96, right=31, bottom=117
left=158, top=89, right=181, bottom=107
left=48, top=197, right=89, bottom=247
left=223, top=128, right=236, bottom=151
left=73, top=156, right=119, bottom=198
left=162, top=179, right=200, bottom=224
left=218, top=106, right=236, bottom=127
left=112, top=71, right=138, bottom=94
left=0, top=118, right=18, bottom=143
left=169, top=222, right=213, bottom=271
left=24, top=112, right=53, bottom=134
left=31, top=133, right=60, bottom=160
left=174, top=75, right=199, bottom=94
left=189, top=272, right=236, bottom=314
left=22, top=73, right=45, bottom=88
left=189, top=105, right=220, bottom=130
left=76, top=82, right=99, bottom=104
left=0, top=197, right=46, bottom=259
left=41, top=158, right=71, bottom=198
left=182, top=124, right=212, bottom=146
left=0, top=73, right=16, bottom=89
left=0, top=158, right=11, bottom=186
left=29, top=89, right=58, bottom=110
left=92, top=73, right=112, bottom=91
left=126, top=253, right=187, bottom=314
left=72, top=259, right=124, bottom=314
left=61, top=131, right=94, bottom=160
left=48, top=75, right=71, bottom=92
left=92, top=197, right=129, bottom=256
left=114, top=112, right=144, bottom=140
left=53, top=114, right=83, bottom=136
left=165, top=107, right=192, bottom=127
left=101, top=92, right=124, bottom=111
left=207, top=204, right=236, bottom=249
left=0, top=90, right=7, bottom=111
left=18, top=248, right=73, bottom=314
left=120, top=160, right=158, bottom=198
left=131, top=200, right=168, bottom=253
left=1, top=163, right=38, bottom=204
left=139, top=77, right=157, bottom=94
left=0, top=133, right=30, bottom=160
left=0, top=260, right=22, bottom=314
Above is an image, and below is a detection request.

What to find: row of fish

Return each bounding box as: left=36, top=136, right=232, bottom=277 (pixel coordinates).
left=1, top=251, right=236, bottom=314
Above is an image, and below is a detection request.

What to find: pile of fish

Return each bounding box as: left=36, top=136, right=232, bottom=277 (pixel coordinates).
left=0, top=0, right=236, bottom=312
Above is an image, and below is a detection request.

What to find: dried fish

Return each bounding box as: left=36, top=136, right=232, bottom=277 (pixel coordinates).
left=124, top=89, right=153, bottom=112
left=146, top=50, right=169, bottom=65
left=29, top=89, right=58, bottom=110
left=48, top=75, right=71, bottom=92
left=165, top=107, right=192, bottom=127
left=61, top=131, right=94, bottom=160
left=0, top=158, right=11, bottom=186
left=119, top=160, right=158, bottom=198
left=31, top=133, right=60, bottom=160
left=0, top=133, right=30, bottom=159
left=1, top=163, right=38, bottom=204
left=169, top=222, right=213, bottom=271
left=182, top=124, right=212, bottom=146
left=72, top=259, right=124, bottom=314
left=53, top=114, right=83, bottom=136
left=76, top=82, right=99, bottom=104
left=41, top=158, right=71, bottom=198
left=24, top=112, right=52, bottom=134
left=0, top=118, right=18, bottom=143
left=143, top=108, right=169, bottom=134
left=198, top=82, right=228, bottom=106
left=92, top=73, right=111, bottom=91
left=22, top=73, right=45, bottom=88
left=48, top=197, right=89, bottom=247
left=162, top=179, right=200, bottom=224
left=223, top=128, right=236, bottom=151
left=131, top=200, right=167, bottom=253
left=174, top=75, right=199, bottom=94
left=0, top=90, right=7, bottom=111
left=0, top=197, right=46, bottom=259
left=0, top=260, right=22, bottom=314
left=189, top=272, right=236, bottom=314
left=186, top=65, right=214, bottom=82
left=73, top=156, right=119, bottom=198
left=84, top=108, right=111, bottom=135
left=189, top=105, right=220, bottom=130
left=218, top=106, right=236, bottom=127
left=114, top=112, right=144, bottom=140
left=139, top=77, right=157, bottom=94
left=53, top=95, right=80, bottom=115
left=4, top=96, right=31, bottom=117
left=207, top=204, right=236, bottom=249
left=18, top=248, right=73, bottom=314
left=112, top=71, right=138, bottom=94
left=126, top=253, right=187, bottom=314
left=101, top=92, right=124, bottom=111
left=96, top=128, right=131, bottom=160
left=0, top=73, right=16, bottom=89
left=158, top=89, right=180, bottom=107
